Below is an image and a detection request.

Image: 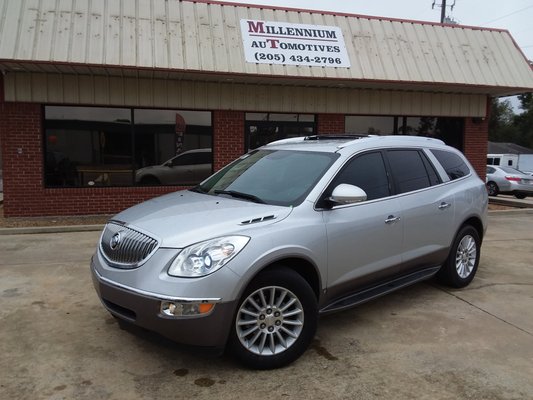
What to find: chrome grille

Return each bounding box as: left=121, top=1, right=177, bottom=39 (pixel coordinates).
left=100, top=222, right=159, bottom=268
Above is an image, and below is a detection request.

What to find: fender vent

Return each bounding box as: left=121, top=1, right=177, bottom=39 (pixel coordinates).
left=240, top=215, right=276, bottom=225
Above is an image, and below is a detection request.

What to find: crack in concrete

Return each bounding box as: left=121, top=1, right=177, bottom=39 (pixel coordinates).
left=435, top=286, right=533, bottom=338
left=466, top=282, right=533, bottom=290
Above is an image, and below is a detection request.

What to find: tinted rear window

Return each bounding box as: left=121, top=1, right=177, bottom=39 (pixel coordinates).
left=430, top=149, right=470, bottom=180
left=387, top=150, right=433, bottom=193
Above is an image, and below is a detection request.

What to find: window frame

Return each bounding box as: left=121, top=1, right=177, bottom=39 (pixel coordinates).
left=317, top=147, right=445, bottom=209
left=42, top=105, right=213, bottom=189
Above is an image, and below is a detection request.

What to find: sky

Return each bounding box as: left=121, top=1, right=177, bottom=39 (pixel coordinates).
left=214, top=0, right=533, bottom=111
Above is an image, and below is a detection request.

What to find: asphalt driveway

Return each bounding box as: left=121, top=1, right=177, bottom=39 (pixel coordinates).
left=1, top=211, right=532, bottom=400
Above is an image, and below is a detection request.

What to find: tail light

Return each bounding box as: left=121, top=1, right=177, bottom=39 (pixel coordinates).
left=505, top=176, right=521, bottom=182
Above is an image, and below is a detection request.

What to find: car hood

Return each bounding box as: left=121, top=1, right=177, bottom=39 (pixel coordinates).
left=111, top=190, right=293, bottom=248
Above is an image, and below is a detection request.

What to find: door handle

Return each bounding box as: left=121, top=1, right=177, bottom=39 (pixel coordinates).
left=438, top=202, right=451, bottom=210
left=385, top=215, right=401, bottom=224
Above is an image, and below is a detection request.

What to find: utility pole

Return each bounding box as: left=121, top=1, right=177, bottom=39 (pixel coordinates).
left=440, top=0, right=446, bottom=23
left=432, top=0, right=455, bottom=23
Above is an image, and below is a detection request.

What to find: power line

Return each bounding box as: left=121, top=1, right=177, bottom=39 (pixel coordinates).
left=482, top=4, right=533, bottom=24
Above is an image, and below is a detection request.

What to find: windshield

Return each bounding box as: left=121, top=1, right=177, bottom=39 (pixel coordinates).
left=195, top=150, right=338, bottom=206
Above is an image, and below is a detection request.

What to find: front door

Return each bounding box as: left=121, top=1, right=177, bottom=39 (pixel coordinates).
left=321, top=151, right=403, bottom=299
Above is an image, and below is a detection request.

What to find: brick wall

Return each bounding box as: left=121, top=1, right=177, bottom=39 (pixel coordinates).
left=463, top=102, right=489, bottom=181
left=213, top=110, right=244, bottom=171
left=317, top=114, right=345, bottom=134
left=0, top=102, right=189, bottom=217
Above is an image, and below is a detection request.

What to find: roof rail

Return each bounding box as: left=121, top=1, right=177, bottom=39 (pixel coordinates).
left=303, top=134, right=369, bottom=141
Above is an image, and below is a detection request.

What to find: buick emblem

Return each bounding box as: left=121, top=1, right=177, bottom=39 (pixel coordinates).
left=110, top=232, right=122, bottom=250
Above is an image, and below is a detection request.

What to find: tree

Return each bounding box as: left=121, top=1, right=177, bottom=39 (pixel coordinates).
left=514, top=94, right=533, bottom=149
left=488, top=98, right=519, bottom=143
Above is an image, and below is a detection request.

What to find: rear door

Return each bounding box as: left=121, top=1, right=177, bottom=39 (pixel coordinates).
left=386, top=149, right=455, bottom=275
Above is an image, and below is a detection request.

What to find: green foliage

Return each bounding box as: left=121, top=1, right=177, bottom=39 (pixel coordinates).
left=489, top=96, right=533, bottom=149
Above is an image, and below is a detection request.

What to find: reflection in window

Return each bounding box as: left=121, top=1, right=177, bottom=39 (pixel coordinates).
left=387, top=150, right=432, bottom=193
left=345, top=115, right=464, bottom=151
left=45, top=107, right=132, bottom=187
left=134, top=110, right=212, bottom=186
left=345, top=116, right=394, bottom=135
left=44, top=106, right=212, bottom=188
left=245, top=113, right=315, bottom=150
left=331, top=152, right=391, bottom=201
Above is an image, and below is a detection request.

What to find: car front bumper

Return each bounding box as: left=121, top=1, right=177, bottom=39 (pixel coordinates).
left=91, top=258, right=237, bottom=348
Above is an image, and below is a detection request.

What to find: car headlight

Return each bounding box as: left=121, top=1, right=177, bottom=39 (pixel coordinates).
left=168, top=236, right=250, bottom=277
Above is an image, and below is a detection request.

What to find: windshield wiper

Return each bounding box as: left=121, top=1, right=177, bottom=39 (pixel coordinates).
left=189, top=186, right=207, bottom=194
left=214, top=190, right=265, bottom=204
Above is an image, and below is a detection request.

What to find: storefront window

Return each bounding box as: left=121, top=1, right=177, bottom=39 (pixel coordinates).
left=245, top=113, right=315, bottom=150
left=44, top=106, right=212, bottom=188
left=345, top=115, right=464, bottom=151
left=345, top=116, right=394, bottom=135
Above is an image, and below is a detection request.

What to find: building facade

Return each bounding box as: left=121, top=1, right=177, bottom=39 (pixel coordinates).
left=1, top=0, right=533, bottom=217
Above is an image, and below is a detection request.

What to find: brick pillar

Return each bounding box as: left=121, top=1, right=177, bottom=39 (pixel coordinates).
left=464, top=117, right=489, bottom=180
left=317, top=114, right=345, bottom=134
left=464, top=100, right=490, bottom=181
left=213, top=110, right=245, bottom=171
left=0, top=102, right=43, bottom=216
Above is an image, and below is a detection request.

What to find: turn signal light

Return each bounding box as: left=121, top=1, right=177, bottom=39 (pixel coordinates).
left=160, top=301, right=215, bottom=318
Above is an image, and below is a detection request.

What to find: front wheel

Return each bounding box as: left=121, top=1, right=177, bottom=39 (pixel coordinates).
left=515, top=193, right=527, bottom=199
left=437, top=226, right=480, bottom=288
left=229, top=267, right=318, bottom=369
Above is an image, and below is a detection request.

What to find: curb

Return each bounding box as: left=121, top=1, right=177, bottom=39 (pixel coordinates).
left=488, top=208, right=533, bottom=216
left=0, top=224, right=104, bottom=235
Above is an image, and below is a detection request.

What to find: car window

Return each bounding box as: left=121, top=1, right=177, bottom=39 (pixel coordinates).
left=487, top=167, right=496, bottom=174
left=387, top=150, right=436, bottom=194
left=499, top=166, right=524, bottom=174
left=329, top=151, right=391, bottom=201
left=430, top=149, right=470, bottom=180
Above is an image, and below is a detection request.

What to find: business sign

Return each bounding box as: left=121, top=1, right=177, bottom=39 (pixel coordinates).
left=240, top=19, right=351, bottom=68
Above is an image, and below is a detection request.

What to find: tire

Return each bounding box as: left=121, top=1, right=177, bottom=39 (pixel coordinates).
left=486, top=181, right=499, bottom=197
left=437, top=225, right=480, bottom=288
left=514, top=193, right=527, bottom=199
left=229, top=267, right=318, bottom=370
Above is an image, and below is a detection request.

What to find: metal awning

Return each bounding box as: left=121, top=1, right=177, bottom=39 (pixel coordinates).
left=1, top=0, right=533, bottom=96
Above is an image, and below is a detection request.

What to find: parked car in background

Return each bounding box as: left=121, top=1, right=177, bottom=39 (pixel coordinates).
left=135, top=148, right=212, bottom=185
left=92, top=135, right=488, bottom=369
left=486, top=166, right=533, bottom=199
left=487, top=153, right=533, bottom=175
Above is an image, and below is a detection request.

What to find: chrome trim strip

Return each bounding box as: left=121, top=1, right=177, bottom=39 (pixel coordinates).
left=93, top=268, right=221, bottom=303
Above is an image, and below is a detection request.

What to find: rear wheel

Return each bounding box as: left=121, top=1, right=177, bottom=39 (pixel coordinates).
left=515, top=193, right=527, bottom=199
left=229, top=267, right=317, bottom=369
left=486, top=181, right=499, bottom=197
left=437, top=225, right=480, bottom=288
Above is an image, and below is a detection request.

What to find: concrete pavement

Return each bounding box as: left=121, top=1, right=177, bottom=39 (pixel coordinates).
left=0, top=213, right=532, bottom=400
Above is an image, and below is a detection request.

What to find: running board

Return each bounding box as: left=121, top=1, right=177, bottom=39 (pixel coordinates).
left=319, top=266, right=441, bottom=315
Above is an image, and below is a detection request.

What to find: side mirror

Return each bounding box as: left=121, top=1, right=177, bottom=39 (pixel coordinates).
left=328, top=184, right=367, bottom=205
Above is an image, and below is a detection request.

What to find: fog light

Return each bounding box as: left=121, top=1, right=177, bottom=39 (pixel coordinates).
left=160, top=301, right=215, bottom=317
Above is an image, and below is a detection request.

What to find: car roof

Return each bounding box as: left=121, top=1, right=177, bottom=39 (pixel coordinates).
left=263, top=135, right=447, bottom=154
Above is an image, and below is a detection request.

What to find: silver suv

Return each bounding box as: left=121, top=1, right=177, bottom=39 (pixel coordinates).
left=91, top=135, right=488, bottom=369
